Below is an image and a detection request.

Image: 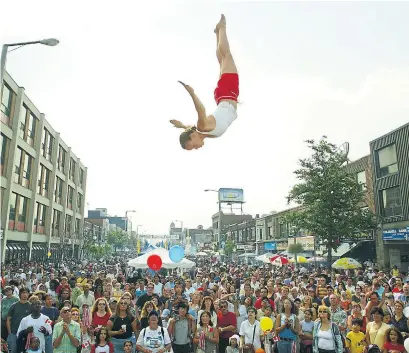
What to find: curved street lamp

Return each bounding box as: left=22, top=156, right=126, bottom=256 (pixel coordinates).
left=1, top=38, right=59, bottom=102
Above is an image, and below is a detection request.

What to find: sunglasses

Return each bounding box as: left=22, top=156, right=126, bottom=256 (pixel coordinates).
left=62, top=309, right=70, bottom=314
left=219, top=305, right=227, bottom=308
left=119, top=302, right=128, bottom=305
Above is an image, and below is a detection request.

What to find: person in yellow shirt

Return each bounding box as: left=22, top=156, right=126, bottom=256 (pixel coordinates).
left=76, top=271, right=88, bottom=286
left=346, top=318, right=367, bottom=353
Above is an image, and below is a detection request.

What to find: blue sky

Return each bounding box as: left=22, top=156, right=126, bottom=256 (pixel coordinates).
left=2, top=1, right=409, bottom=233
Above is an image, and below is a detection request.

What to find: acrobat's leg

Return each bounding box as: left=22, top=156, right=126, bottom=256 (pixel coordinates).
left=215, top=29, right=222, bottom=66
left=215, top=14, right=238, bottom=75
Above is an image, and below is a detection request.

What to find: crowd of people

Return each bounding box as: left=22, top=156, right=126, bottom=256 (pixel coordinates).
left=1, top=255, right=409, bottom=353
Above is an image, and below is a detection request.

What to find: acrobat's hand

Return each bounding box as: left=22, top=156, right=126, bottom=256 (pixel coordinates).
left=170, top=120, right=187, bottom=129
left=178, top=81, right=194, bottom=94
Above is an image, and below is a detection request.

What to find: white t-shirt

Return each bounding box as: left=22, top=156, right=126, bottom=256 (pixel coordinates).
left=239, top=320, right=262, bottom=350
left=17, top=314, right=52, bottom=351
left=95, top=344, right=111, bottom=353
left=154, top=283, right=163, bottom=296
left=136, top=327, right=171, bottom=353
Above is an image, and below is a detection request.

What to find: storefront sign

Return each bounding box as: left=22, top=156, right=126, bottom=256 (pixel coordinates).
left=264, top=242, right=277, bottom=250
left=287, top=236, right=315, bottom=251
left=236, top=244, right=255, bottom=251
left=382, top=227, right=409, bottom=241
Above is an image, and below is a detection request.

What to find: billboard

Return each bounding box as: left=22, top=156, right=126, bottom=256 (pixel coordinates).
left=218, top=188, right=244, bottom=203
left=382, top=227, right=409, bottom=241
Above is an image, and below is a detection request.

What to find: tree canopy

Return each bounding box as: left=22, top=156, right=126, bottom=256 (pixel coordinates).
left=285, top=137, right=378, bottom=264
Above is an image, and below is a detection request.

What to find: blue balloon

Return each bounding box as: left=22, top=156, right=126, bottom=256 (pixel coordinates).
left=169, top=245, right=185, bottom=263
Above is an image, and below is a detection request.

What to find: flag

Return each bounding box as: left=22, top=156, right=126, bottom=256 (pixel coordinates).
left=137, top=240, right=141, bottom=254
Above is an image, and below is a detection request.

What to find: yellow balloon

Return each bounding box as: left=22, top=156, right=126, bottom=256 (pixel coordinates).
left=47, top=252, right=51, bottom=257
left=260, top=317, right=273, bottom=331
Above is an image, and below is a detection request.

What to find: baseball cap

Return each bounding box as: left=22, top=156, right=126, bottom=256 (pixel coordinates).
left=161, top=309, right=170, bottom=318
left=109, top=297, right=118, bottom=304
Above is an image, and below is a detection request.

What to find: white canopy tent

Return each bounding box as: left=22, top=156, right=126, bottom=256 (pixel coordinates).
left=127, top=247, right=196, bottom=269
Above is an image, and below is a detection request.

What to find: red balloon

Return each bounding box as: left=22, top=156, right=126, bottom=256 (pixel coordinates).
left=147, top=254, right=162, bottom=271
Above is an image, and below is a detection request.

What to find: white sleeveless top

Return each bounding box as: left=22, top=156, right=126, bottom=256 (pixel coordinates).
left=202, top=101, right=237, bottom=137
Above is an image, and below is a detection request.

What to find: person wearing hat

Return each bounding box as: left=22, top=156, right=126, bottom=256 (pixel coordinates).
left=1, top=286, right=18, bottom=340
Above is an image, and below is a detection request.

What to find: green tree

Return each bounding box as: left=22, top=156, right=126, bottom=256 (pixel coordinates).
left=224, top=239, right=235, bottom=259
left=288, top=243, right=304, bottom=266
left=286, top=137, right=378, bottom=265
left=107, top=229, right=128, bottom=252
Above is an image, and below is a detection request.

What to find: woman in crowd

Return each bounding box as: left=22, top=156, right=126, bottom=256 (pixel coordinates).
left=312, top=306, right=343, bottom=353
left=91, top=297, right=111, bottom=327
left=239, top=307, right=263, bottom=351
left=198, top=296, right=218, bottom=328
left=300, top=296, right=317, bottom=321
left=140, top=301, right=162, bottom=330
left=107, top=298, right=138, bottom=352
left=366, top=307, right=389, bottom=348
left=275, top=299, right=300, bottom=353
left=390, top=300, right=409, bottom=336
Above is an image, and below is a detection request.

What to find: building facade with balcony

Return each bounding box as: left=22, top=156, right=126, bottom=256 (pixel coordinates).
left=222, top=218, right=256, bottom=254
left=1, top=71, right=87, bottom=264
left=370, top=123, right=409, bottom=269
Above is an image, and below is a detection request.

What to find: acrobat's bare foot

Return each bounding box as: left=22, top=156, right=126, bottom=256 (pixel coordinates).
left=214, top=14, right=226, bottom=33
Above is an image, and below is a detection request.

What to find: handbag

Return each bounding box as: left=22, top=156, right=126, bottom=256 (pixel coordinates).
left=242, top=326, right=257, bottom=353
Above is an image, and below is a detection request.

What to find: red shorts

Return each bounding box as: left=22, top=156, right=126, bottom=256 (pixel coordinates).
left=214, top=73, right=239, bottom=104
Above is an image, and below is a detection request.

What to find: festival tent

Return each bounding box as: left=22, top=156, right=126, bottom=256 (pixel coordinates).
left=127, top=247, right=195, bottom=269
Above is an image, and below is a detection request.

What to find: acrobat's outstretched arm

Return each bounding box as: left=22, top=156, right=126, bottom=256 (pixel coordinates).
left=169, top=119, right=193, bottom=130
left=178, top=81, right=212, bottom=131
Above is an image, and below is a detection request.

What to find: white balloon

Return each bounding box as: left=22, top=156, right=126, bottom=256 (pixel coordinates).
left=404, top=337, right=409, bottom=353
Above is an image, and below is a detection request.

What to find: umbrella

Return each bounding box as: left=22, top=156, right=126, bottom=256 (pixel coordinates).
left=289, top=256, right=308, bottom=263
left=270, top=255, right=289, bottom=266
left=307, top=257, right=326, bottom=262
left=332, top=257, right=362, bottom=270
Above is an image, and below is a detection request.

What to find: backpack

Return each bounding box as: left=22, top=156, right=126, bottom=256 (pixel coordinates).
left=142, top=326, right=165, bottom=339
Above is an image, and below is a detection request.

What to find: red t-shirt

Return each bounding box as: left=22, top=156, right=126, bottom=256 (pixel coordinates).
left=92, top=312, right=111, bottom=327
left=254, top=298, right=275, bottom=311
left=217, top=312, right=237, bottom=339
left=383, top=342, right=405, bottom=353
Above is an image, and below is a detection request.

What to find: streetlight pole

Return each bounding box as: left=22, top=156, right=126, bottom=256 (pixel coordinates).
left=204, top=189, right=222, bottom=249
left=1, top=38, right=59, bottom=102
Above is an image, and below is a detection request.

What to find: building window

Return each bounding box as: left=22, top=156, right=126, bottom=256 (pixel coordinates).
left=357, top=171, right=367, bottom=191
left=1, top=133, right=10, bottom=176
left=22, top=152, right=33, bottom=188
left=1, top=83, right=14, bottom=126
left=27, top=113, right=37, bottom=146
left=34, top=202, right=46, bottom=234
left=69, top=158, right=76, bottom=181
left=377, top=144, right=398, bottom=177
left=75, top=218, right=81, bottom=237
left=41, top=128, right=53, bottom=162
left=65, top=214, right=72, bottom=235
left=67, top=186, right=74, bottom=209
left=79, top=168, right=84, bottom=187
left=77, top=193, right=82, bottom=209
left=37, top=165, right=51, bottom=197
left=13, top=147, right=22, bottom=184
left=52, top=209, right=61, bottom=237
left=8, top=192, right=28, bottom=232
left=57, top=145, right=66, bottom=173
left=19, top=106, right=27, bottom=140
left=54, top=177, right=63, bottom=204
left=381, top=186, right=402, bottom=217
